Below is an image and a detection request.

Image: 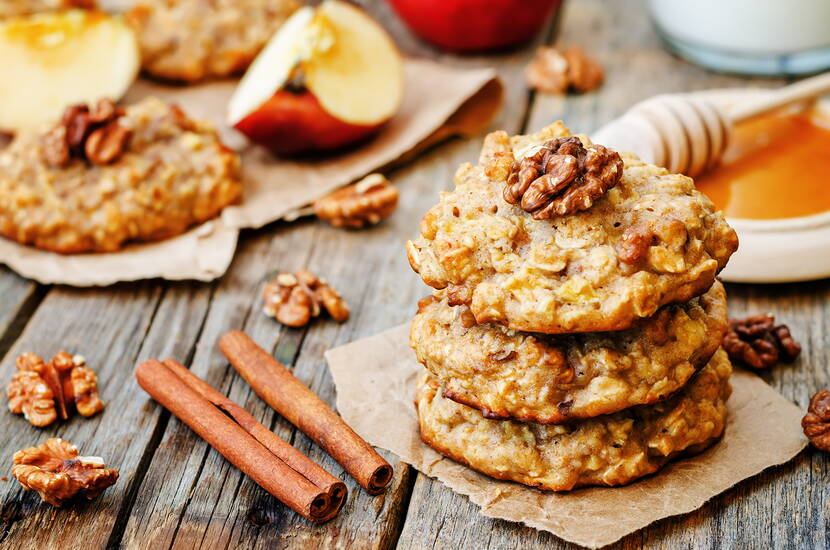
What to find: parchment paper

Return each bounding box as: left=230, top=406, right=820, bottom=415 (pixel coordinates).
left=326, top=324, right=808, bottom=549
left=0, top=60, right=502, bottom=286
left=0, top=219, right=238, bottom=286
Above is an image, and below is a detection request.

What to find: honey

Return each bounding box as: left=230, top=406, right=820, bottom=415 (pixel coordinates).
left=695, top=110, right=830, bottom=219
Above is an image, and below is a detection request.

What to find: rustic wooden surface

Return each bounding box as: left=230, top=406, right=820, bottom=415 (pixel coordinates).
left=0, top=1, right=827, bottom=549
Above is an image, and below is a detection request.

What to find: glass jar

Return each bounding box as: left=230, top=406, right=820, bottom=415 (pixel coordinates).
left=648, top=0, right=830, bottom=75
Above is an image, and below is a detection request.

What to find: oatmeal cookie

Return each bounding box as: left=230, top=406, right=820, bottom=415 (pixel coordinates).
left=406, top=122, right=738, bottom=334
left=0, top=0, right=95, bottom=18
left=126, top=0, right=300, bottom=82
left=0, top=97, right=241, bottom=253
left=416, top=348, right=732, bottom=491
left=411, top=281, right=727, bottom=424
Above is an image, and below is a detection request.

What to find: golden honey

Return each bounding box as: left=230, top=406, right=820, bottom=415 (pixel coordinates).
left=696, top=111, right=830, bottom=219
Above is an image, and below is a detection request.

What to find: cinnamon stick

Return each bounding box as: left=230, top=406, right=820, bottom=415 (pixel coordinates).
left=219, top=330, right=394, bottom=494
left=161, top=359, right=347, bottom=508
left=135, top=359, right=344, bottom=522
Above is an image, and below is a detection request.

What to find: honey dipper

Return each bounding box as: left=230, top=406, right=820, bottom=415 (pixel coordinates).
left=591, top=71, right=830, bottom=178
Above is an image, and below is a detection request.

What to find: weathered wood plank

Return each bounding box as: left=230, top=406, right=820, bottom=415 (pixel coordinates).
left=0, top=269, right=41, bottom=357
left=398, top=1, right=825, bottom=549
left=0, top=282, right=164, bottom=549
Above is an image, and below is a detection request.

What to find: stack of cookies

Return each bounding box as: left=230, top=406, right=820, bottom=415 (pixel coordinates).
left=405, top=122, right=739, bottom=490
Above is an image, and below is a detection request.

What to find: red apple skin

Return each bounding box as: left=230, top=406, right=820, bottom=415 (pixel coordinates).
left=388, top=0, right=561, bottom=51
left=233, top=90, right=386, bottom=155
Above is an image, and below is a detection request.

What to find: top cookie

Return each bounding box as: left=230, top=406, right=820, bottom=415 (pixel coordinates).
left=126, top=0, right=300, bottom=83
left=407, top=122, right=738, bottom=334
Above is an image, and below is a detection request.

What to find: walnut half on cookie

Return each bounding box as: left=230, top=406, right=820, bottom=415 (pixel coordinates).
left=12, top=438, right=118, bottom=506
left=0, top=97, right=241, bottom=253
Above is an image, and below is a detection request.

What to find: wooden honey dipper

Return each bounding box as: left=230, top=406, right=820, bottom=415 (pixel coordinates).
left=591, top=71, right=830, bottom=178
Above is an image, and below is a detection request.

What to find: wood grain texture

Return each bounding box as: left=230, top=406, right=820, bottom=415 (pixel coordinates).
left=0, top=0, right=826, bottom=549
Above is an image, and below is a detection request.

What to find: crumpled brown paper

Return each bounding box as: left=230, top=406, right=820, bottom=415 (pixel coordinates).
left=0, top=59, right=501, bottom=286
left=325, top=324, right=808, bottom=549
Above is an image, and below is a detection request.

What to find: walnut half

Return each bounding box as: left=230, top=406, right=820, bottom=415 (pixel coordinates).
left=6, top=352, right=104, bottom=427
left=525, top=46, right=604, bottom=94
left=802, top=390, right=830, bottom=452
left=722, top=314, right=801, bottom=369
left=262, top=270, right=349, bottom=327
left=43, top=99, right=132, bottom=168
left=12, top=438, right=119, bottom=507
left=503, top=136, right=623, bottom=219
left=313, top=174, right=399, bottom=228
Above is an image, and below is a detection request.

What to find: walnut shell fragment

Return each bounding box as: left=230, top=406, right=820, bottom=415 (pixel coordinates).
left=6, top=352, right=104, bottom=427
left=12, top=438, right=118, bottom=507
left=262, top=270, right=349, bottom=327
left=313, top=174, right=399, bottom=228
left=503, top=136, right=623, bottom=218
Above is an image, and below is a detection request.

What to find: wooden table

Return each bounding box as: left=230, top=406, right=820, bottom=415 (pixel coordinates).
left=0, top=1, right=826, bottom=548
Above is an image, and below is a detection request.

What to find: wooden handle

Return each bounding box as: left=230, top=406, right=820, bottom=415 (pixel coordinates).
left=730, top=71, right=830, bottom=123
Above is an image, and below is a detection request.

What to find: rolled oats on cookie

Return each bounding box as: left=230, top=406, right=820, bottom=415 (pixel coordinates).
left=411, top=281, right=728, bottom=424
left=415, top=348, right=732, bottom=491
left=406, top=122, right=738, bottom=334
left=0, top=97, right=241, bottom=253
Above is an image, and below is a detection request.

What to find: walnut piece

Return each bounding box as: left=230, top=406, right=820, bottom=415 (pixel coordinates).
left=802, top=390, right=830, bottom=452
left=722, top=314, right=801, bottom=369
left=313, top=174, right=399, bottom=228
left=43, top=99, right=132, bottom=168
left=615, top=223, right=656, bottom=265
left=525, top=46, right=604, bottom=94
left=6, top=352, right=104, bottom=427
left=503, top=136, right=623, bottom=218
left=12, top=438, right=118, bottom=507
left=262, top=269, right=349, bottom=327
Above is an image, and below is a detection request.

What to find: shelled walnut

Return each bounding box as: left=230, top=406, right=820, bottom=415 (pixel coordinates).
left=722, top=314, right=801, bottom=369
left=43, top=99, right=132, bottom=168
left=313, top=174, right=399, bottom=228
left=12, top=438, right=118, bottom=507
left=802, top=390, right=830, bottom=452
left=525, top=46, right=604, bottom=94
left=6, top=352, right=104, bottom=427
left=262, top=269, right=349, bottom=327
left=504, top=136, right=623, bottom=218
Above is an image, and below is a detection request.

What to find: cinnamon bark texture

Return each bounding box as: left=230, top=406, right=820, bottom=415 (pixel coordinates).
left=219, top=330, right=394, bottom=494
left=160, top=359, right=347, bottom=506
left=135, top=359, right=344, bottom=522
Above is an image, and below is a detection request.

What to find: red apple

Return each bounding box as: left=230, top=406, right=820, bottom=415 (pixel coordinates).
left=388, top=0, right=562, bottom=52
left=228, top=0, right=404, bottom=155
left=0, top=10, right=139, bottom=132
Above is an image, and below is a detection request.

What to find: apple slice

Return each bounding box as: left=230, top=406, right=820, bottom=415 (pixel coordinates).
left=228, top=0, right=404, bottom=155
left=0, top=10, right=139, bottom=132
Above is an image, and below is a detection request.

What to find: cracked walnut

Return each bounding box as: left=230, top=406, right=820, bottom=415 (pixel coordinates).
left=7, top=352, right=104, bottom=427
